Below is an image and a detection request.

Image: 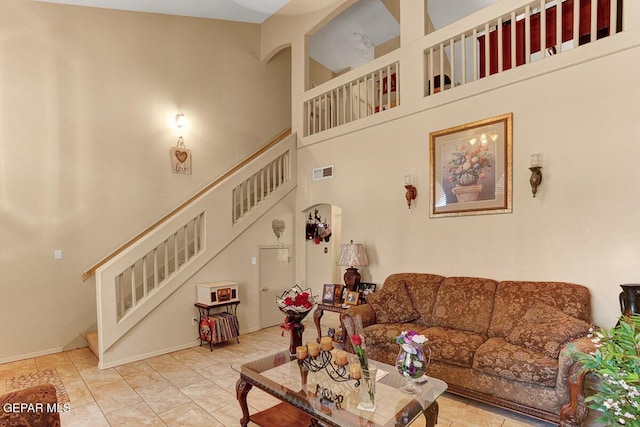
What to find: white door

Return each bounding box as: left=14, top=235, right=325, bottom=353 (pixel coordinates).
left=259, top=246, right=293, bottom=328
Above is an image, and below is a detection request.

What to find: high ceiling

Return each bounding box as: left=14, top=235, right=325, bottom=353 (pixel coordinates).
left=35, top=0, right=498, bottom=72
left=34, top=0, right=341, bottom=23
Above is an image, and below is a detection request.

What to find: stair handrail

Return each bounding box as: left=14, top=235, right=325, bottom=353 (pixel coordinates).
left=81, top=128, right=292, bottom=281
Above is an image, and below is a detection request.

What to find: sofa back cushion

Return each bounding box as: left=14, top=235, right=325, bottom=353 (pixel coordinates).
left=383, top=273, right=444, bottom=326
left=488, top=281, right=592, bottom=338
left=366, top=280, right=420, bottom=324
left=505, top=303, right=592, bottom=358
left=431, top=277, right=498, bottom=334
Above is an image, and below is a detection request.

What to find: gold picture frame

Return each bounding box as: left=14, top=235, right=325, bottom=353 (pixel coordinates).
left=345, top=291, right=360, bottom=305
left=429, top=113, right=513, bottom=218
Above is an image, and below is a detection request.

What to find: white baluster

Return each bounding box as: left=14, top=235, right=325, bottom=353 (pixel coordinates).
left=557, top=0, right=563, bottom=53
left=591, top=0, right=598, bottom=42
left=525, top=6, right=531, bottom=64
left=540, top=0, right=547, bottom=58
left=461, top=33, right=467, bottom=84
left=574, top=0, right=580, bottom=45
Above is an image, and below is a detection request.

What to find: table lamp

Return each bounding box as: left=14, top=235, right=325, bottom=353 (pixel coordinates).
left=338, top=240, right=369, bottom=291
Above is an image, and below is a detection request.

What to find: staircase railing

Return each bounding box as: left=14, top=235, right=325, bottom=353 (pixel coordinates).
left=82, top=128, right=291, bottom=281
left=424, top=0, right=622, bottom=96
left=91, top=129, right=295, bottom=365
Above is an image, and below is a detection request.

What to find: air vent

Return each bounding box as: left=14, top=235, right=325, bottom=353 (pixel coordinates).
left=312, top=165, right=334, bottom=181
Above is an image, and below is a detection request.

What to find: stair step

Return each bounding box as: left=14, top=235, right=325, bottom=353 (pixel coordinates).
left=85, top=331, right=99, bottom=359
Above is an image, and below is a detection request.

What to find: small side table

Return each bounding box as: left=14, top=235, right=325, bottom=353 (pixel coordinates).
left=313, top=303, right=349, bottom=344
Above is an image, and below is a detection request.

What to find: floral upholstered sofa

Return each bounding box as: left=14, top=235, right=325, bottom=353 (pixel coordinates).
left=340, top=273, right=595, bottom=426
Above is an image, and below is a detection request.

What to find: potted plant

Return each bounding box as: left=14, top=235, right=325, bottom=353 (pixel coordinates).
left=568, top=314, right=640, bottom=426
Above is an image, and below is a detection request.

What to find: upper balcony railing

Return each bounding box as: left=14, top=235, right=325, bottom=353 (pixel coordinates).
left=304, top=62, right=399, bottom=137
left=425, top=0, right=621, bottom=97
left=303, top=0, right=624, bottom=138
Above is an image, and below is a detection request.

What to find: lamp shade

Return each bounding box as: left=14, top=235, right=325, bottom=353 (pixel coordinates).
left=338, top=243, right=368, bottom=267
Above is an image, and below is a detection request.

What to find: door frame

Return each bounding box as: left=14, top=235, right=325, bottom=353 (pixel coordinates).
left=258, top=244, right=294, bottom=329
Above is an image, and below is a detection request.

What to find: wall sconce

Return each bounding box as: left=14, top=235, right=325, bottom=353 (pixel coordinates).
left=529, top=154, right=543, bottom=198
left=404, top=175, right=417, bottom=209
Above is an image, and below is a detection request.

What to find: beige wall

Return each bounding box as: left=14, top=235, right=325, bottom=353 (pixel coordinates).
left=0, top=0, right=291, bottom=362
left=308, top=57, right=334, bottom=88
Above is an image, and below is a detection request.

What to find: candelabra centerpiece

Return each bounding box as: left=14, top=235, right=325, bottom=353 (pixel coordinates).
left=295, top=337, right=361, bottom=386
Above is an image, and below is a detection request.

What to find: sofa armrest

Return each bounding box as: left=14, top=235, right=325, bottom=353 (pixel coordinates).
left=339, top=304, right=376, bottom=354
left=557, top=336, right=595, bottom=427
left=0, top=384, right=61, bottom=427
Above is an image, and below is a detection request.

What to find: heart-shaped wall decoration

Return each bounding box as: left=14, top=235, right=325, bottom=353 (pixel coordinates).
left=175, top=150, right=188, bottom=163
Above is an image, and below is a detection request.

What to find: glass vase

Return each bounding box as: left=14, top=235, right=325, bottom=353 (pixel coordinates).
left=395, top=343, right=430, bottom=394
left=359, top=366, right=377, bottom=409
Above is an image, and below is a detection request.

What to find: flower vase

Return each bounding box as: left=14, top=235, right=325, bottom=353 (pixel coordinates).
left=395, top=342, right=430, bottom=394
left=281, top=310, right=311, bottom=357
left=458, top=171, right=478, bottom=186
left=359, top=366, right=377, bottom=410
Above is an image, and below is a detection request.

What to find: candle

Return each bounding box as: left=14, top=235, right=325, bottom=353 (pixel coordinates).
left=320, top=336, right=333, bottom=351
left=307, top=342, right=320, bottom=357
left=349, top=363, right=361, bottom=380
left=530, top=153, right=542, bottom=167
left=296, top=345, right=308, bottom=360
left=335, top=350, right=348, bottom=366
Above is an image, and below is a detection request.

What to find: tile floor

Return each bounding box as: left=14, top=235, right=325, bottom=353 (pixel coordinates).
left=0, top=324, right=556, bottom=427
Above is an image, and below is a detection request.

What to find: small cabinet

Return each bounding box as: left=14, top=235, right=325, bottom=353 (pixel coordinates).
left=195, top=282, right=240, bottom=351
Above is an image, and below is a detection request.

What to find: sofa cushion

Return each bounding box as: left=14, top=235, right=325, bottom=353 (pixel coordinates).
left=366, top=280, right=420, bottom=324
left=488, top=281, right=592, bottom=338
left=431, top=277, right=497, bottom=334
left=505, top=304, right=592, bottom=358
left=420, top=326, right=487, bottom=368
left=473, top=337, right=558, bottom=387
left=384, top=273, right=444, bottom=326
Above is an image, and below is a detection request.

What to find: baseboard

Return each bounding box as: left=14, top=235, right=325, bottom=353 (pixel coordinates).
left=98, top=339, right=199, bottom=369
left=0, top=346, right=64, bottom=365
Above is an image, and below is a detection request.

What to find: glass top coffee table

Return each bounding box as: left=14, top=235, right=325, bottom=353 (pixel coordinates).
left=234, top=350, right=447, bottom=427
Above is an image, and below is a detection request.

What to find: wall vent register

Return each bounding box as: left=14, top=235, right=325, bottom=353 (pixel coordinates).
left=312, top=165, right=334, bottom=181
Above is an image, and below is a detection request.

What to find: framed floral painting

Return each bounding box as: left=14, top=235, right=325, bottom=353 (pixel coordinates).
left=429, top=113, right=513, bottom=218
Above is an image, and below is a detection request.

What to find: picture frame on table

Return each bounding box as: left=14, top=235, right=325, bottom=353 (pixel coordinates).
left=322, top=284, right=336, bottom=304
left=356, top=283, right=376, bottom=302
left=429, top=113, right=513, bottom=218
left=333, top=284, right=344, bottom=304
left=345, top=291, right=360, bottom=305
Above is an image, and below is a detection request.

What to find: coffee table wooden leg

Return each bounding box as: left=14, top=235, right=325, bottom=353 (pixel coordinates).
left=236, top=377, right=253, bottom=427
left=313, top=306, right=323, bottom=343
left=424, top=401, right=439, bottom=427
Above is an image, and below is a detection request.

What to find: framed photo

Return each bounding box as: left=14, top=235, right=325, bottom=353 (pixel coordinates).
left=333, top=284, right=344, bottom=304
left=322, top=284, right=336, bottom=304
left=345, top=291, right=360, bottom=305
left=357, top=283, right=376, bottom=302
left=429, top=113, right=512, bottom=217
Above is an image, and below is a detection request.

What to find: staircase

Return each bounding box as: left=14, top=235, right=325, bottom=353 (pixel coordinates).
left=85, top=130, right=297, bottom=368
left=85, top=331, right=99, bottom=359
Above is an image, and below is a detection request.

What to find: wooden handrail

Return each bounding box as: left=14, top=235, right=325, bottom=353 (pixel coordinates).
left=82, top=128, right=292, bottom=281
